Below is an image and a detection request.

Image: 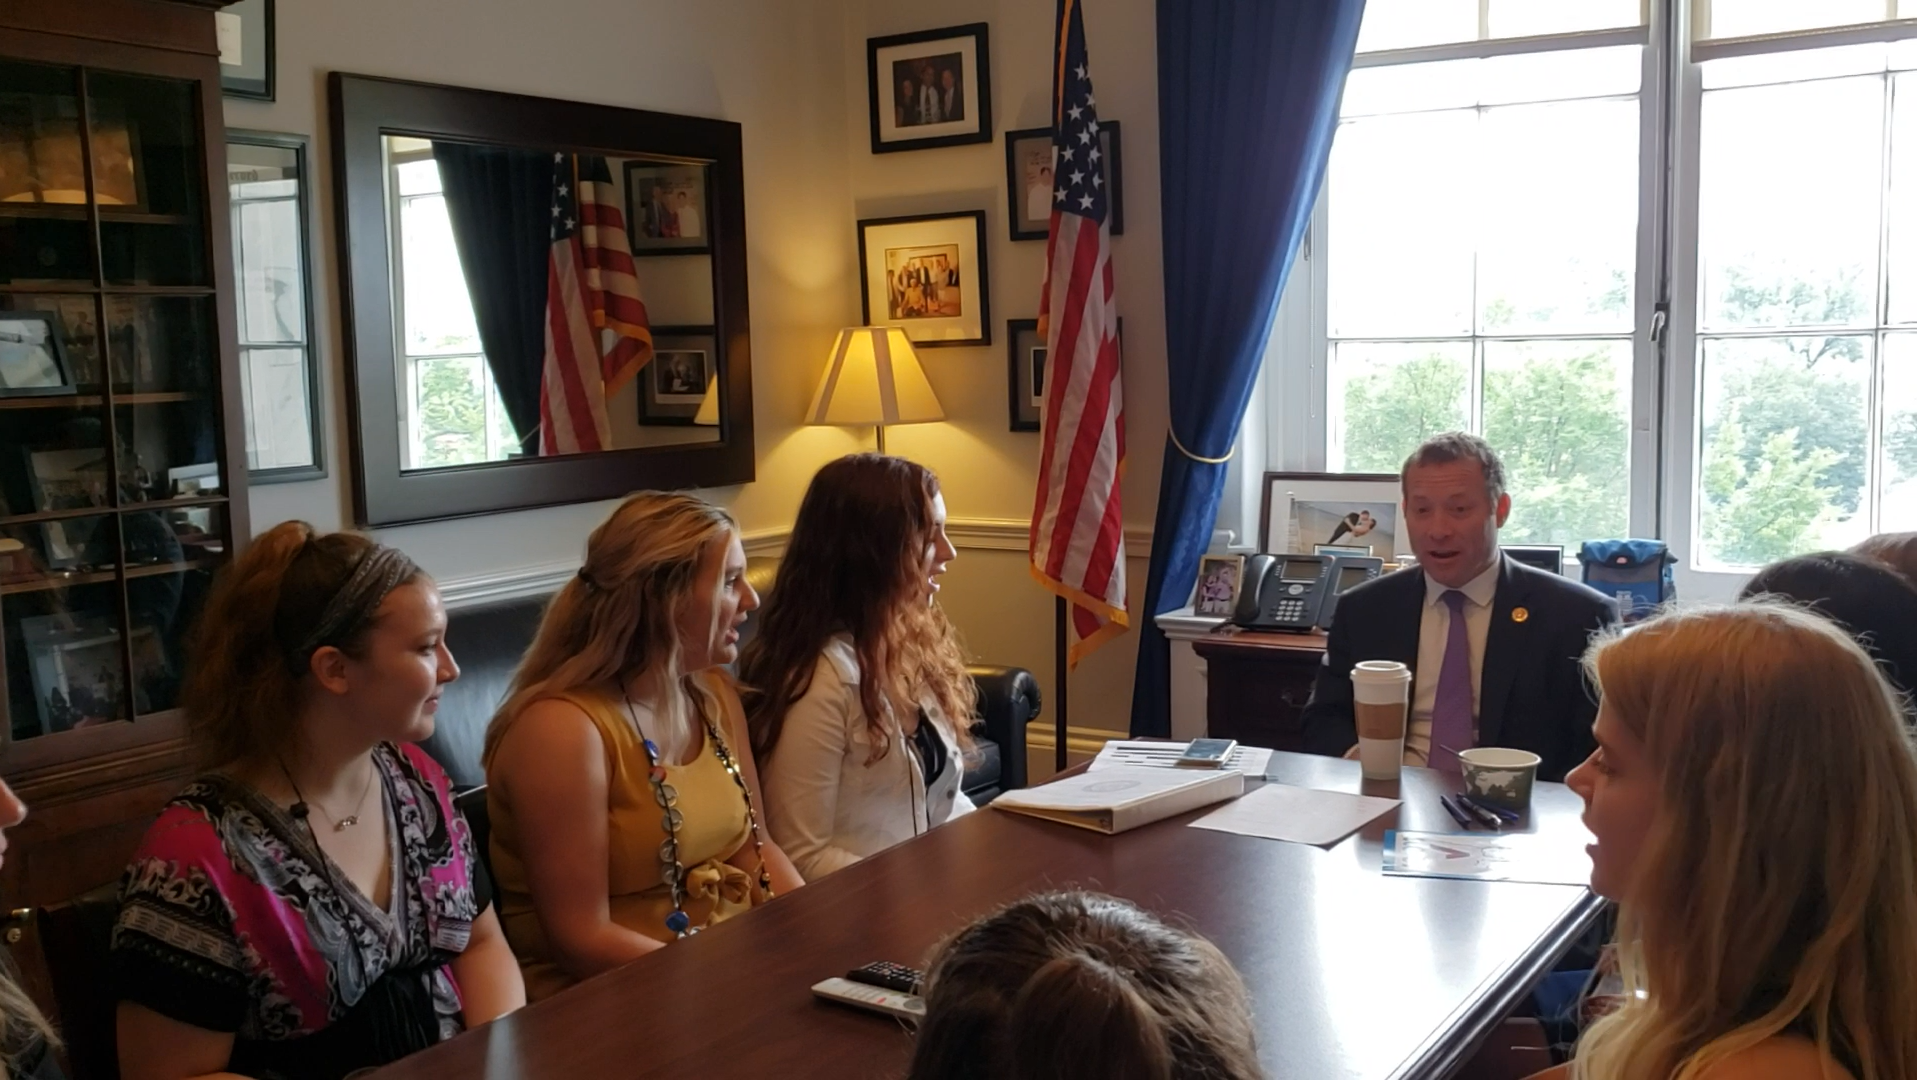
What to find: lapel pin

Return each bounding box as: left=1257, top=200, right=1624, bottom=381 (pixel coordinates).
left=1512, top=607, right=1530, bottom=624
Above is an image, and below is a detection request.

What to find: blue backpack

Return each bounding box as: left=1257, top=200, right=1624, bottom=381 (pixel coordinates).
left=1578, top=539, right=1675, bottom=623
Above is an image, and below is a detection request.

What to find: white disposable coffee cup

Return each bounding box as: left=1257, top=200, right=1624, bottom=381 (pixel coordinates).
left=1352, top=660, right=1413, bottom=781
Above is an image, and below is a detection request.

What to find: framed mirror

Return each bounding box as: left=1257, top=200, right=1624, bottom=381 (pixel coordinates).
left=329, top=74, right=755, bottom=526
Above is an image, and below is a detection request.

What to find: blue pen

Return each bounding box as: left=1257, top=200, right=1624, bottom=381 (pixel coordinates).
left=1454, top=796, right=1504, bottom=830
left=1439, top=794, right=1477, bottom=830
left=1459, top=795, right=1522, bottom=823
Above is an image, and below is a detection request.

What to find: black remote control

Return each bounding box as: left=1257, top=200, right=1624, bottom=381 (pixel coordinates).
left=846, top=960, right=924, bottom=994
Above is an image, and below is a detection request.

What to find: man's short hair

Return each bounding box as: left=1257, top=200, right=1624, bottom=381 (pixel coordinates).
left=1401, top=431, right=1507, bottom=504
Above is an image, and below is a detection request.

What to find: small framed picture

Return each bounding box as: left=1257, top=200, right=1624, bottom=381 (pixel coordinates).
left=1195, top=554, right=1246, bottom=618
left=858, top=211, right=990, bottom=348
left=1007, top=317, right=1121, bottom=432
left=1004, top=122, right=1122, bottom=241
left=0, top=311, right=74, bottom=397
left=639, top=325, right=720, bottom=425
left=217, top=0, right=275, bottom=100
left=867, top=23, right=993, bottom=154
left=623, top=161, right=712, bottom=256
left=1259, top=472, right=1407, bottom=558
left=25, top=446, right=109, bottom=512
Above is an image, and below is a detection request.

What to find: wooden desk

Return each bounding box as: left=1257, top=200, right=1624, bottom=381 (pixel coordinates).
left=370, top=753, right=1602, bottom=1080
left=1194, top=628, right=1328, bottom=750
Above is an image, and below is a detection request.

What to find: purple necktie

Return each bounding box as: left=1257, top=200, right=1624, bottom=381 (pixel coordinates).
left=1429, top=590, right=1474, bottom=773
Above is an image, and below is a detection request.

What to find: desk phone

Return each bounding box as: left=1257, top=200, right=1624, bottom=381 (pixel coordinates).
left=1233, top=553, right=1333, bottom=631
left=1316, top=555, right=1384, bottom=629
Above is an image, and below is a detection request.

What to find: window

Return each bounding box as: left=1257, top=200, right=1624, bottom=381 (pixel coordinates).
left=387, top=153, right=519, bottom=470
left=1259, top=0, right=1917, bottom=583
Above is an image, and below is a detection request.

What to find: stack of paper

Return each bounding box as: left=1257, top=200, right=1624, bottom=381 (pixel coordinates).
left=1188, top=784, right=1399, bottom=847
left=992, top=765, right=1245, bottom=834
left=1090, top=740, right=1274, bottom=778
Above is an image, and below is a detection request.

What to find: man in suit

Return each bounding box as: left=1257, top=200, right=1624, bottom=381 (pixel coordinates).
left=939, top=67, right=962, bottom=123
left=1299, top=432, right=1617, bottom=782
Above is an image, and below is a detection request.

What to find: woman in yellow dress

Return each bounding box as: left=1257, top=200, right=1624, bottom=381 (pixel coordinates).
left=482, top=492, right=803, bottom=1001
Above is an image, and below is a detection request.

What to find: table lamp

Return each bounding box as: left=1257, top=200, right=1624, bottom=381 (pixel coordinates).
left=693, top=375, right=719, bottom=426
left=804, top=326, right=943, bottom=454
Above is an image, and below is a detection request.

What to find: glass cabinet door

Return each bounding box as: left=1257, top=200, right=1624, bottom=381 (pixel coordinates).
left=0, top=61, right=231, bottom=744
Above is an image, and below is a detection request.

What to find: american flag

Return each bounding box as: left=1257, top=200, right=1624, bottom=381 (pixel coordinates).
left=540, top=154, right=653, bottom=455
left=1030, top=0, right=1128, bottom=665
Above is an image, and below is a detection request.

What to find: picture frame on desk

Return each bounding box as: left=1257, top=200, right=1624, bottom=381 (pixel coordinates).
left=1194, top=554, right=1244, bottom=618
left=1258, top=472, right=1408, bottom=559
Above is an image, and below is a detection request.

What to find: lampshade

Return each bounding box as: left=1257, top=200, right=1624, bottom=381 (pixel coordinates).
left=805, top=327, right=944, bottom=429
left=693, top=376, right=719, bottom=425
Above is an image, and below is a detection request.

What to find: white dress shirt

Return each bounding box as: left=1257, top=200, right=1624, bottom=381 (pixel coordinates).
left=1405, top=557, right=1501, bottom=766
left=760, top=634, right=973, bottom=880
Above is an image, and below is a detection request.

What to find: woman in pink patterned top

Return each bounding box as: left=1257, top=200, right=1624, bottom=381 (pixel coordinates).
left=112, top=523, right=523, bottom=1080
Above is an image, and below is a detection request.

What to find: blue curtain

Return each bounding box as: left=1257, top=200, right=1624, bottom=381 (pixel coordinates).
left=1130, top=0, right=1367, bottom=736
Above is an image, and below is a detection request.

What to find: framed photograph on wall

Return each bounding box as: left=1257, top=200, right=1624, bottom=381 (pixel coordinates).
left=0, top=311, right=73, bottom=398
left=867, top=23, right=993, bottom=154
left=229, top=130, right=324, bottom=482
left=217, top=0, right=275, bottom=101
left=1008, top=316, right=1121, bottom=432
left=623, top=161, right=712, bottom=256
left=638, top=325, right=720, bottom=425
left=1004, top=121, right=1123, bottom=241
left=858, top=211, right=989, bottom=348
left=1259, top=472, right=1407, bottom=559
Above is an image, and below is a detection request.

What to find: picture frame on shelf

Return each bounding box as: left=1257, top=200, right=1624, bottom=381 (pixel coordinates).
left=1004, top=121, right=1122, bottom=241
left=1007, top=316, right=1121, bottom=432
left=217, top=0, right=276, bottom=101
left=228, top=129, right=324, bottom=482
left=1258, top=472, right=1406, bottom=559
left=638, top=326, right=720, bottom=425
left=20, top=614, right=165, bottom=733
left=866, top=23, right=993, bottom=154
left=623, top=161, right=712, bottom=256
left=0, top=311, right=74, bottom=397
left=858, top=211, right=989, bottom=348
left=25, top=446, right=109, bottom=513
left=1194, top=554, right=1246, bottom=618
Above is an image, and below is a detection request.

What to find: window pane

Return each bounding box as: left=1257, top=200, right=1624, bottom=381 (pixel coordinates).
left=1699, top=76, right=1882, bottom=332
left=412, top=355, right=490, bottom=469
left=1701, top=43, right=1890, bottom=89
left=1356, top=0, right=1478, bottom=53
left=1887, top=71, right=1917, bottom=323
left=1884, top=334, right=1917, bottom=531
left=1343, top=47, right=1641, bottom=117
left=1482, top=340, right=1631, bottom=548
left=1697, top=336, right=1873, bottom=568
left=1703, top=0, right=1891, bottom=41
left=1328, top=341, right=1472, bottom=473
left=399, top=193, right=483, bottom=356
left=1478, top=99, right=1639, bottom=334
left=1329, top=111, right=1477, bottom=337
left=1488, top=0, right=1643, bottom=39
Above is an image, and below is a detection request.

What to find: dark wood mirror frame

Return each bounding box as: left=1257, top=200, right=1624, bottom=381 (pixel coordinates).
left=329, top=73, right=756, bottom=526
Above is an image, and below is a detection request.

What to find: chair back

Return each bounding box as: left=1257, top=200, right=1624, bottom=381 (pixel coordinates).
left=37, top=881, right=122, bottom=1080
left=454, top=784, right=494, bottom=891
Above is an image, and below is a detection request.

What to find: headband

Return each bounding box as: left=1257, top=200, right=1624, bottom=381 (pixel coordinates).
left=293, top=544, right=420, bottom=663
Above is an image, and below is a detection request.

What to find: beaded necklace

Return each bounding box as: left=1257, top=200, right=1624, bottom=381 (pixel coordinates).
left=624, top=695, right=774, bottom=938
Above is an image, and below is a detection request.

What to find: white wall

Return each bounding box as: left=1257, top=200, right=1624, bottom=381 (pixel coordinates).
left=234, top=0, right=1170, bottom=773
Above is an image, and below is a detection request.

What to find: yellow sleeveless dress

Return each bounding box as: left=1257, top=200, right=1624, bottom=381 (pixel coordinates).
left=487, top=677, right=763, bottom=1001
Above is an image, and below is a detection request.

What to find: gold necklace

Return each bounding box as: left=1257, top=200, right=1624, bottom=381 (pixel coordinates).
left=280, top=753, right=379, bottom=832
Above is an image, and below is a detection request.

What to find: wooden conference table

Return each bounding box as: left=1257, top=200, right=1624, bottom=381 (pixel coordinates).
left=371, top=752, right=1604, bottom=1080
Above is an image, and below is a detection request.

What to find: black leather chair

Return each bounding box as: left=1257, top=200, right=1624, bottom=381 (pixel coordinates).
left=35, top=881, right=122, bottom=1080
left=423, top=578, right=1039, bottom=803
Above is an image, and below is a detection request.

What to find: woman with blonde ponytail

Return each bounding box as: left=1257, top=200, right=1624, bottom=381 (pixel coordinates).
left=482, top=492, right=802, bottom=1001
left=1550, top=603, right=1917, bottom=1080
left=0, top=781, right=60, bottom=1080
left=908, top=891, right=1264, bottom=1080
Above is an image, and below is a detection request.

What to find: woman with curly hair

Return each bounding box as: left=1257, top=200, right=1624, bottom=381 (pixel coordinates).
left=740, top=454, right=976, bottom=879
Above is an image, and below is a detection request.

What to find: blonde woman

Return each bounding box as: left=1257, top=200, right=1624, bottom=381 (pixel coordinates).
left=1548, top=604, right=1917, bottom=1080
left=482, top=493, right=802, bottom=1001
left=0, top=780, right=60, bottom=1080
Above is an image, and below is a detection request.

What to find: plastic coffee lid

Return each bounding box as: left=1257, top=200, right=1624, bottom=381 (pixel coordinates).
left=1351, top=660, right=1411, bottom=682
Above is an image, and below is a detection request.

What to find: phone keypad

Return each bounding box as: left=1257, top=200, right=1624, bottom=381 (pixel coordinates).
left=1266, top=598, right=1310, bottom=622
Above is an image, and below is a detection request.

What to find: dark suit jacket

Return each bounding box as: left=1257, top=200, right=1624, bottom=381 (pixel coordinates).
left=1299, top=555, right=1618, bottom=782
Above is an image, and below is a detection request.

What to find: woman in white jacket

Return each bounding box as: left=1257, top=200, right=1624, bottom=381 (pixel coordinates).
left=740, top=454, right=976, bottom=879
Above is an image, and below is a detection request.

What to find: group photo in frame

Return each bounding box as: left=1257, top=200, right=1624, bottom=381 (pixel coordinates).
left=1258, top=472, right=1408, bottom=560
left=1004, top=121, right=1123, bottom=241
left=1194, top=553, right=1246, bottom=618
left=623, top=161, right=712, bottom=256
left=866, top=23, right=993, bottom=154
left=638, top=326, right=720, bottom=425
left=858, top=211, right=990, bottom=348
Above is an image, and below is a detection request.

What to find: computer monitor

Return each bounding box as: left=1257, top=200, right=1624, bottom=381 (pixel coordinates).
left=1504, top=545, right=1565, bottom=576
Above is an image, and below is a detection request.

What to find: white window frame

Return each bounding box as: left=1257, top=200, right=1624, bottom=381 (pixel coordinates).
left=1231, top=0, right=1917, bottom=600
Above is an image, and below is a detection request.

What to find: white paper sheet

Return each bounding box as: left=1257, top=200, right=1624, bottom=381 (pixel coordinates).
left=1187, top=783, right=1399, bottom=847
left=1089, top=740, right=1274, bottom=778
left=1381, top=830, right=1591, bottom=886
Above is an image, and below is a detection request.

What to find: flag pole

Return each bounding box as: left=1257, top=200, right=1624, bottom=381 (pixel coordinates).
left=1054, top=597, right=1068, bottom=772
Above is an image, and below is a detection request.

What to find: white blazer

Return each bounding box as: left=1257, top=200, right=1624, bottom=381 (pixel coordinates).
left=761, top=634, right=974, bottom=879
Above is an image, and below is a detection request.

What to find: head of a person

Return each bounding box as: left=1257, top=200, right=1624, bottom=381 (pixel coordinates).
left=487, top=493, right=748, bottom=758
left=183, top=521, right=451, bottom=771
left=0, top=778, right=56, bottom=1063
left=1739, top=550, right=1917, bottom=708
left=1566, top=604, right=1917, bottom=1079
left=907, top=891, right=1263, bottom=1080
left=1400, top=432, right=1509, bottom=589
left=941, top=68, right=957, bottom=91
left=1359, top=510, right=1374, bottom=525
left=739, top=454, right=969, bottom=764
left=1852, top=531, right=1917, bottom=589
